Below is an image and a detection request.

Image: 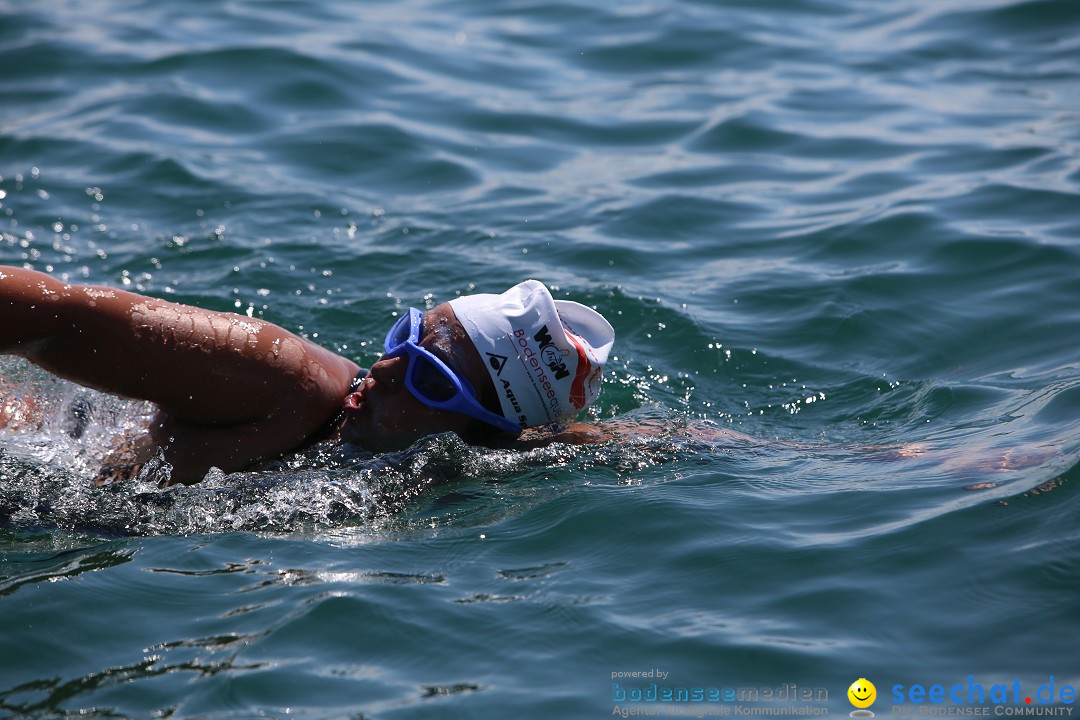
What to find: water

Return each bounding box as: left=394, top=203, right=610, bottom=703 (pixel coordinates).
left=2, top=0, right=1080, bottom=716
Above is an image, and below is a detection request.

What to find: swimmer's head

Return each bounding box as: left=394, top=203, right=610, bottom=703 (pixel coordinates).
left=340, top=281, right=614, bottom=450
left=449, top=279, right=615, bottom=429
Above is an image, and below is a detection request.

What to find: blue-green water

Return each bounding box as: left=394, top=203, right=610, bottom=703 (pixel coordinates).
left=2, top=0, right=1080, bottom=717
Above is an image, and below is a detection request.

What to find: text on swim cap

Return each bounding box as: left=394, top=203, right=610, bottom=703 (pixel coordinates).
left=500, top=378, right=527, bottom=427
left=533, top=325, right=570, bottom=380
left=514, top=328, right=563, bottom=418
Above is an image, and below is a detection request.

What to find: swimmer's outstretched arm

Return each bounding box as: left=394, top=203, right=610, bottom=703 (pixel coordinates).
left=535, top=416, right=1054, bottom=482
left=512, top=417, right=760, bottom=449
left=0, top=266, right=359, bottom=477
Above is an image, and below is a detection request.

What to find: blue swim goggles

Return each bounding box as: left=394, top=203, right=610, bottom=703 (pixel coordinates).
left=383, top=307, right=520, bottom=434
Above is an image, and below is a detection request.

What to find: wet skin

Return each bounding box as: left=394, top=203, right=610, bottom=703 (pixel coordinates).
left=0, top=266, right=503, bottom=483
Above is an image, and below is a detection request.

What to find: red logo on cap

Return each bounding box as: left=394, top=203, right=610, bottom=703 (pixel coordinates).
left=565, top=331, right=594, bottom=410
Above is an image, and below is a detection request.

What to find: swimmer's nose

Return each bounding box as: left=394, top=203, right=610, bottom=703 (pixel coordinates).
left=369, top=354, right=407, bottom=391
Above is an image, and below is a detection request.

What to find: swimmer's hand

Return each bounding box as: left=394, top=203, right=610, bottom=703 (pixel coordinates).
left=510, top=422, right=608, bottom=449
left=0, top=393, right=38, bottom=431
left=0, top=374, right=43, bottom=431
left=511, top=418, right=760, bottom=449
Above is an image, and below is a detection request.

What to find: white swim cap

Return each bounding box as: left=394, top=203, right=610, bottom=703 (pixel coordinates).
left=449, top=280, right=615, bottom=430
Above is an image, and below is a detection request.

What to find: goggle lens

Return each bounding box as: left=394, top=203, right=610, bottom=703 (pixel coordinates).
left=380, top=307, right=519, bottom=434
left=410, top=357, right=458, bottom=402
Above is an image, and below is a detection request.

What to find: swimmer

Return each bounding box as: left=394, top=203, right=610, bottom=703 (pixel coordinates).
left=0, top=267, right=614, bottom=485
left=2, top=266, right=1053, bottom=488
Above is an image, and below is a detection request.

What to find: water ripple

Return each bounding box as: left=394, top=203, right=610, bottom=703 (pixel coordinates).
left=3, top=0, right=1080, bottom=713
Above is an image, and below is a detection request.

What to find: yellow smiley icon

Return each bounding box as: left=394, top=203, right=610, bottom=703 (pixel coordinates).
left=848, top=678, right=876, bottom=709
